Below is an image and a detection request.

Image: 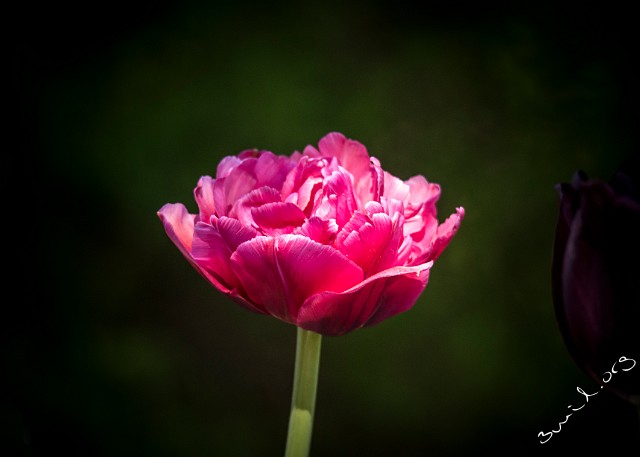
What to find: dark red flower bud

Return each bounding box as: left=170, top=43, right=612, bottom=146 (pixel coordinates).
left=552, top=155, right=640, bottom=405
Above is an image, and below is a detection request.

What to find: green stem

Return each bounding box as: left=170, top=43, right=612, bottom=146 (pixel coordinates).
left=284, top=327, right=322, bottom=457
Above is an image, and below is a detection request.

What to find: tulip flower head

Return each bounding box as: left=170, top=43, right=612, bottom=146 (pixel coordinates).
left=159, top=132, right=464, bottom=336
left=552, top=155, right=640, bottom=405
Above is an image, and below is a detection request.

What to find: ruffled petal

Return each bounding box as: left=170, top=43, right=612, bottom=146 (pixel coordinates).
left=335, top=203, right=404, bottom=275
left=429, top=206, right=465, bottom=260
left=281, top=156, right=326, bottom=213
left=297, top=217, right=338, bottom=245
left=313, top=169, right=359, bottom=228
left=297, top=263, right=432, bottom=335
left=230, top=186, right=282, bottom=227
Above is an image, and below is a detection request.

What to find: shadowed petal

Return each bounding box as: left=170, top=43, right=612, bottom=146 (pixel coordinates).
left=194, top=175, right=217, bottom=221
left=192, top=221, right=242, bottom=292
left=216, top=216, right=260, bottom=251
left=298, top=263, right=432, bottom=336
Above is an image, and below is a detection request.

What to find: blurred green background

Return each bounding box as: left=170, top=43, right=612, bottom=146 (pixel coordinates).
left=10, top=1, right=639, bottom=456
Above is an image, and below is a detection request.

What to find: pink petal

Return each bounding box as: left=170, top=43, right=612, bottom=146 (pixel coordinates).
left=223, top=159, right=260, bottom=208
left=318, top=132, right=371, bottom=184
left=158, top=204, right=261, bottom=312
left=297, top=263, right=432, bottom=336
left=230, top=237, right=289, bottom=319
left=230, top=235, right=364, bottom=322
left=194, top=175, right=217, bottom=221
left=367, top=156, right=385, bottom=202
left=191, top=222, right=265, bottom=314
left=297, top=217, right=338, bottom=244
left=230, top=186, right=282, bottom=227
left=429, top=206, right=465, bottom=260
left=216, top=216, right=260, bottom=251
left=302, top=145, right=322, bottom=158
left=407, top=177, right=441, bottom=219
left=318, top=132, right=379, bottom=208
left=254, top=151, right=297, bottom=190
left=216, top=155, right=243, bottom=179
left=335, top=209, right=403, bottom=275
left=364, top=268, right=431, bottom=327
left=192, top=221, right=242, bottom=292
left=383, top=172, right=410, bottom=201
left=157, top=203, right=196, bottom=257
left=251, top=202, right=306, bottom=235
left=405, top=210, right=438, bottom=244
left=281, top=156, right=326, bottom=213
left=313, top=169, right=358, bottom=228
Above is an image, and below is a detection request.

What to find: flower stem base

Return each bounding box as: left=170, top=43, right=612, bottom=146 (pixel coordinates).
left=284, top=328, right=322, bottom=457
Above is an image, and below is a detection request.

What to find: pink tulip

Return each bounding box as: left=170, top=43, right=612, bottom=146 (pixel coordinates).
left=158, top=132, right=464, bottom=336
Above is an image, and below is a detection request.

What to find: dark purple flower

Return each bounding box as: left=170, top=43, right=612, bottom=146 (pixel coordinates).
left=552, top=155, right=640, bottom=405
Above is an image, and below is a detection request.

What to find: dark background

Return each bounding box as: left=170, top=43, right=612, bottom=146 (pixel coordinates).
left=8, top=1, right=639, bottom=456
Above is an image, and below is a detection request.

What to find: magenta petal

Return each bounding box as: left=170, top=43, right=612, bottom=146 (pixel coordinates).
left=231, top=235, right=364, bottom=322
left=230, top=237, right=290, bottom=320
left=297, top=263, right=432, bottom=336
left=252, top=202, right=306, bottom=235
left=274, top=235, right=364, bottom=316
